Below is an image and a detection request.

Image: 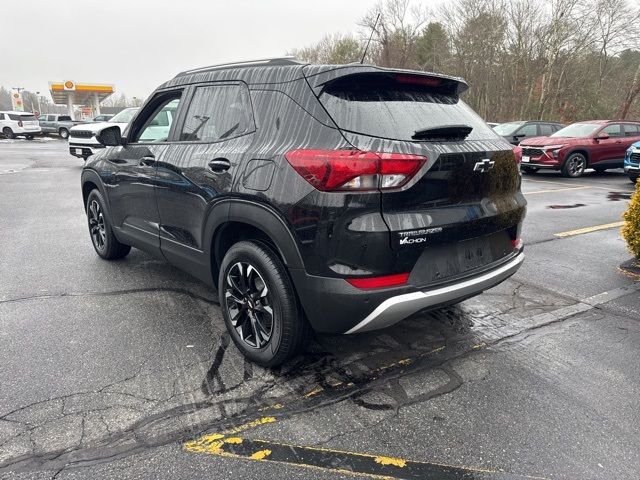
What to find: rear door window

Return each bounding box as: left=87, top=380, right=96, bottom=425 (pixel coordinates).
left=623, top=124, right=640, bottom=137
left=318, top=73, right=494, bottom=142
left=515, top=123, right=537, bottom=136
left=539, top=124, right=554, bottom=136
left=179, top=84, right=254, bottom=142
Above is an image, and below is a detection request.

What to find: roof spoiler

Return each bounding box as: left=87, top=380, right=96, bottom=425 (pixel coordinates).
left=303, top=65, right=468, bottom=97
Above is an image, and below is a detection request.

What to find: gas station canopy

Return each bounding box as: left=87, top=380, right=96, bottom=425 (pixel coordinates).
left=49, top=81, right=114, bottom=118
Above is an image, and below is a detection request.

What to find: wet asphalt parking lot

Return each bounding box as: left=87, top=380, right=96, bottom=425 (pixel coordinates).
left=0, top=138, right=639, bottom=480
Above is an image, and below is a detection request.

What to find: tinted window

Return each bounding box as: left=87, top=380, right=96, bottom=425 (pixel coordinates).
left=59, top=115, right=72, bottom=121
left=516, top=124, right=537, bottom=136
left=319, top=73, right=495, bottom=141
left=539, top=124, right=554, bottom=136
left=0, top=114, right=4, bottom=120
left=179, top=84, right=254, bottom=142
left=624, top=124, right=640, bottom=136
left=603, top=124, right=623, bottom=137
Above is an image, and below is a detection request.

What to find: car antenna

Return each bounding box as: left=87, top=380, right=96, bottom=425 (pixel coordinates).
left=360, top=12, right=380, bottom=64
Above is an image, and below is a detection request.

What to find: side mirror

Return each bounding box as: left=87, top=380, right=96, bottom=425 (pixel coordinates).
left=595, top=132, right=610, bottom=141
left=96, top=126, right=124, bottom=146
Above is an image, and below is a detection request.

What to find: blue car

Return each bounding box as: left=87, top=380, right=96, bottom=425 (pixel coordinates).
left=624, top=141, right=640, bottom=183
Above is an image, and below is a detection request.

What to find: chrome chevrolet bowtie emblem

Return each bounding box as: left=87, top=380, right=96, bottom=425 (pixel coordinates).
left=473, top=158, right=495, bottom=173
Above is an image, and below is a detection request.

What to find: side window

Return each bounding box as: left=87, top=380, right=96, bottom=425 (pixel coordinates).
left=131, top=93, right=182, bottom=143
left=179, top=84, right=254, bottom=142
left=47, top=115, right=55, bottom=121
left=623, top=124, right=640, bottom=137
left=516, top=123, right=537, bottom=136
left=0, top=113, right=4, bottom=120
left=603, top=124, right=623, bottom=137
left=539, top=124, right=554, bottom=136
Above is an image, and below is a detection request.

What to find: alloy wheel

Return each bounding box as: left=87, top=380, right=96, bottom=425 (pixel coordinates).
left=224, top=262, right=274, bottom=349
left=567, top=155, right=585, bottom=176
left=88, top=200, right=106, bottom=251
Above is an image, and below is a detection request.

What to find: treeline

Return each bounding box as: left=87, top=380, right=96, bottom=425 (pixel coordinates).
left=290, top=0, right=640, bottom=123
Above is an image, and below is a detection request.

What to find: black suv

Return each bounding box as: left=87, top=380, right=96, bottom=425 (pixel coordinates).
left=81, top=58, right=526, bottom=366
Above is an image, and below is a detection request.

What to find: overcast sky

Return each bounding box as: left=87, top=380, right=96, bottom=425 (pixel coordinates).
left=3, top=0, right=383, bottom=101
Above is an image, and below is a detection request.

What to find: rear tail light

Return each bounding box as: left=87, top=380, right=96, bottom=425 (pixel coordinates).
left=513, top=146, right=522, bottom=164
left=347, top=272, right=410, bottom=289
left=284, top=149, right=426, bottom=192
left=18, top=120, right=23, bottom=127
left=511, top=238, right=523, bottom=250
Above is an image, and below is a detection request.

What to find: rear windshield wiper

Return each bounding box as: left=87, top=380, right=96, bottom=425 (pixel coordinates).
left=412, top=124, right=473, bottom=142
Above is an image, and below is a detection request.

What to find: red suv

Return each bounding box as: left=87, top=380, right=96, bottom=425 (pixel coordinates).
left=519, top=120, right=640, bottom=177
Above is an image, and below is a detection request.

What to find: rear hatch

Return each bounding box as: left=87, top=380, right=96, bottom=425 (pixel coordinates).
left=10, top=114, right=39, bottom=129
left=306, top=66, right=525, bottom=286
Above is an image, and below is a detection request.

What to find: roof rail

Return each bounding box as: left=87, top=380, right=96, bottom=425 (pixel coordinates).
left=175, top=57, right=304, bottom=77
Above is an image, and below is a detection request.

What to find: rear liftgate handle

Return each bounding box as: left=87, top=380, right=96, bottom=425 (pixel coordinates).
left=208, top=158, right=231, bottom=173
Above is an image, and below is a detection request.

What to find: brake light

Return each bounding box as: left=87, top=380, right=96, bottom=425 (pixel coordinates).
left=396, top=74, right=442, bottom=87
left=347, top=272, right=410, bottom=289
left=511, top=238, right=523, bottom=249
left=513, top=146, right=522, bottom=164
left=18, top=120, right=23, bottom=127
left=284, top=149, right=426, bottom=192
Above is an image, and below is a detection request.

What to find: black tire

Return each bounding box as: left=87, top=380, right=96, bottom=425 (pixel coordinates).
left=25, top=134, right=34, bottom=140
left=86, top=189, right=131, bottom=260
left=521, top=166, right=539, bottom=174
left=59, top=128, right=69, bottom=139
left=2, top=127, right=15, bottom=139
left=219, top=240, right=311, bottom=367
left=561, top=152, right=587, bottom=178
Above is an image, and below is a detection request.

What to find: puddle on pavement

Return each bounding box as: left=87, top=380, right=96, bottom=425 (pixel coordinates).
left=547, top=203, right=587, bottom=209
left=608, top=191, right=632, bottom=201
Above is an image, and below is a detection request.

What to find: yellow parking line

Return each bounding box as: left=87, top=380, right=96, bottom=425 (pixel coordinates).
left=554, top=221, right=624, bottom=238
left=184, top=435, right=546, bottom=479
left=524, top=186, right=591, bottom=195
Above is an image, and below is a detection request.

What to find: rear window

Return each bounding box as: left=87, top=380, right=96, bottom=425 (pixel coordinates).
left=8, top=114, right=37, bottom=121
left=59, top=115, right=72, bottom=121
left=318, top=73, right=495, bottom=142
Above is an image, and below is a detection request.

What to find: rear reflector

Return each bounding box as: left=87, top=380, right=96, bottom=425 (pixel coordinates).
left=284, top=149, right=426, bottom=192
left=347, top=272, right=410, bottom=289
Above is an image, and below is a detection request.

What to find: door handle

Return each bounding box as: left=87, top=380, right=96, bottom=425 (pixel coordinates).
left=139, top=156, right=156, bottom=167
left=208, top=158, right=231, bottom=172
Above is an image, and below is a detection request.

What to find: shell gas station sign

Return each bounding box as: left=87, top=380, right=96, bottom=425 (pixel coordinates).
left=10, top=90, right=24, bottom=111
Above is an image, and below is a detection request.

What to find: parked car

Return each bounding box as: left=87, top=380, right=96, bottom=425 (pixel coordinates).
left=92, top=114, right=114, bottom=122
left=38, top=114, right=85, bottom=139
left=519, top=120, right=640, bottom=177
left=624, top=141, right=640, bottom=183
left=69, top=107, right=140, bottom=160
left=81, top=58, right=526, bottom=366
left=493, top=120, right=564, bottom=145
left=0, top=111, right=41, bottom=139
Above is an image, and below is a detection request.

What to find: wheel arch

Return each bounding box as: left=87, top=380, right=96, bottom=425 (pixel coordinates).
left=206, top=200, right=304, bottom=286
left=564, top=148, right=591, bottom=165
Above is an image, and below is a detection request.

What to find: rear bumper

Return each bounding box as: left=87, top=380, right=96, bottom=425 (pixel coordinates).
left=346, top=253, right=524, bottom=333
left=290, top=251, right=524, bottom=334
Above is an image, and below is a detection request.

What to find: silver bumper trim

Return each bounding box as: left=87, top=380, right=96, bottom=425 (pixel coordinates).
left=345, top=253, right=525, bottom=334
